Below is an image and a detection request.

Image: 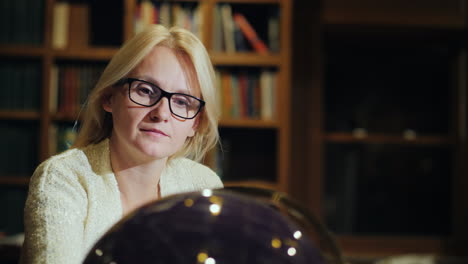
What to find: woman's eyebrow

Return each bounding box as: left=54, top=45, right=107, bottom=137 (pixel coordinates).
left=138, top=75, right=194, bottom=95
left=137, top=75, right=162, bottom=87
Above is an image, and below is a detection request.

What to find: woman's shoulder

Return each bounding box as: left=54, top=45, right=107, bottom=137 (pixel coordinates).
left=26, top=149, right=84, bottom=196
left=35, top=148, right=86, bottom=175
left=169, top=157, right=213, bottom=175
left=166, top=158, right=223, bottom=187
left=30, top=146, right=97, bottom=188
left=35, top=140, right=109, bottom=179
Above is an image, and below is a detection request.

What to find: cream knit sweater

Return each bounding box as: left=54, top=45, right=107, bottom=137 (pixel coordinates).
left=21, top=139, right=223, bottom=264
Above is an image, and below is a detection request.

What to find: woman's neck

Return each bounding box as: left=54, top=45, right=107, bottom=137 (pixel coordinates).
left=109, top=138, right=166, bottom=216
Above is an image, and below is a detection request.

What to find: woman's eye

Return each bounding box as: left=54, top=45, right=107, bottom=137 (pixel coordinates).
left=173, top=97, right=190, bottom=107
left=136, top=86, right=154, bottom=96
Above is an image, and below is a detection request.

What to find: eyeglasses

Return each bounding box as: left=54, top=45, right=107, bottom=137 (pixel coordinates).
left=124, top=78, right=205, bottom=120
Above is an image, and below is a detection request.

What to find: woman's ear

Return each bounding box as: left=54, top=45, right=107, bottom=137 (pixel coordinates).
left=102, top=93, right=113, bottom=113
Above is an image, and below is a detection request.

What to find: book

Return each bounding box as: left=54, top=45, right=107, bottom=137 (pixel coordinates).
left=0, top=0, right=44, bottom=44
left=238, top=71, right=249, bottom=118
left=247, top=72, right=260, bottom=118
left=159, top=2, right=171, bottom=27
left=212, top=5, right=224, bottom=52
left=268, top=15, right=280, bottom=53
left=216, top=69, right=277, bottom=120
left=230, top=73, right=240, bottom=118
left=54, top=63, right=104, bottom=115
left=192, top=5, right=203, bottom=40
left=221, top=71, right=232, bottom=118
left=0, top=122, right=38, bottom=175
left=68, top=4, right=89, bottom=49
left=215, top=70, right=223, bottom=116
left=0, top=188, right=27, bottom=235
left=233, top=13, right=269, bottom=54
left=220, top=5, right=235, bottom=53
left=260, top=70, right=276, bottom=120
left=134, top=0, right=156, bottom=34
left=52, top=2, right=70, bottom=49
left=0, top=61, right=40, bottom=111
left=172, top=4, right=183, bottom=28
left=233, top=22, right=248, bottom=52
left=31, top=0, right=44, bottom=44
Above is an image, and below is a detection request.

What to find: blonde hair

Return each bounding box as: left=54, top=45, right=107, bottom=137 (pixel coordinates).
left=73, top=25, right=219, bottom=162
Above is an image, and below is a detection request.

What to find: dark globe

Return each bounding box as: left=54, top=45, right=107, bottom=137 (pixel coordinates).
left=83, top=188, right=341, bottom=264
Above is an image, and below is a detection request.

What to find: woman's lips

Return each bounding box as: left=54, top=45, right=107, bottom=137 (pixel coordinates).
left=140, top=128, right=168, bottom=137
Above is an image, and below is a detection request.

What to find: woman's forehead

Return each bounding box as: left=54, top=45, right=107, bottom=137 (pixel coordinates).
left=129, top=46, right=201, bottom=96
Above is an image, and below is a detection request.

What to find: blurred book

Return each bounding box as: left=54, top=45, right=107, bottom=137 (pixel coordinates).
left=233, top=13, right=269, bottom=54
left=52, top=1, right=70, bottom=49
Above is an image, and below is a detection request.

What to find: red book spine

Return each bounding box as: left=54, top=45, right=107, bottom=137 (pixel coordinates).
left=233, top=13, right=269, bottom=54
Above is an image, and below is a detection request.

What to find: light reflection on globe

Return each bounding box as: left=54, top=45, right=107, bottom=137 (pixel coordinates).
left=83, top=188, right=338, bottom=264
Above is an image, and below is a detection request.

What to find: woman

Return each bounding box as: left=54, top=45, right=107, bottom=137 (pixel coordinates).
left=21, top=25, right=223, bottom=264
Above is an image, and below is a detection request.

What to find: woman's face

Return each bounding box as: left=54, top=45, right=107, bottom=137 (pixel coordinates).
left=103, top=46, right=199, bottom=163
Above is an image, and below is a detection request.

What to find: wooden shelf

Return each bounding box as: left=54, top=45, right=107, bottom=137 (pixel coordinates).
left=336, top=235, right=447, bottom=258
left=214, top=0, right=281, bottom=3
left=219, top=118, right=278, bottom=128
left=210, top=53, right=281, bottom=66
left=0, top=111, right=40, bottom=120
left=53, top=47, right=119, bottom=60
left=292, top=0, right=468, bottom=257
left=52, top=112, right=81, bottom=122
left=0, top=2, right=294, bottom=257
left=323, top=12, right=466, bottom=28
left=224, top=180, right=280, bottom=191
left=324, top=132, right=452, bottom=145
left=0, top=176, right=30, bottom=186
left=0, top=45, right=46, bottom=57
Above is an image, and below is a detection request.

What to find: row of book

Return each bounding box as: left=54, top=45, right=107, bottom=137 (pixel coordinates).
left=0, top=122, right=38, bottom=175
left=48, top=62, right=277, bottom=121
left=51, top=1, right=123, bottom=49
left=50, top=63, right=105, bottom=115
left=0, top=0, right=44, bottom=45
left=0, top=62, right=41, bottom=111
left=52, top=1, right=92, bottom=49
left=212, top=4, right=280, bottom=53
left=0, top=187, right=27, bottom=235
left=134, top=1, right=203, bottom=39
left=134, top=1, right=280, bottom=54
left=216, top=69, right=277, bottom=120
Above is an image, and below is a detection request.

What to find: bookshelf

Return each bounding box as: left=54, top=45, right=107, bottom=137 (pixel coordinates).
left=0, top=0, right=293, bottom=238
left=292, top=0, right=468, bottom=259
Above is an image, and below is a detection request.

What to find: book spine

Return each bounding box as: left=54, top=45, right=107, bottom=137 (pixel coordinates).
left=260, top=70, right=275, bottom=120
left=221, top=70, right=232, bottom=119
left=230, top=73, right=240, bottom=118
left=233, top=13, right=269, bottom=54
left=212, top=5, right=223, bottom=52
left=52, top=2, right=70, bottom=49
left=268, top=15, right=280, bottom=53
left=238, top=71, right=249, bottom=118
left=159, top=3, right=171, bottom=27
left=193, top=4, right=203, bottom=40
left=220, top=4, right=235, bottom=53
left=215, top=70, right=223, bottom=117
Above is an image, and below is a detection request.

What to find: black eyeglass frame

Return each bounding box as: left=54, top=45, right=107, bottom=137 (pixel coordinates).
left=124, top=78, right=205, bottom=120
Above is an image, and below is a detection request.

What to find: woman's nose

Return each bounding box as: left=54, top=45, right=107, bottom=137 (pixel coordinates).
left=149, top=97, right=171, bottom=122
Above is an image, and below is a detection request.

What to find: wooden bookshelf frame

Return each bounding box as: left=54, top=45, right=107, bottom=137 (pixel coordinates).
left=292, top=0, right=468, bottom=259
